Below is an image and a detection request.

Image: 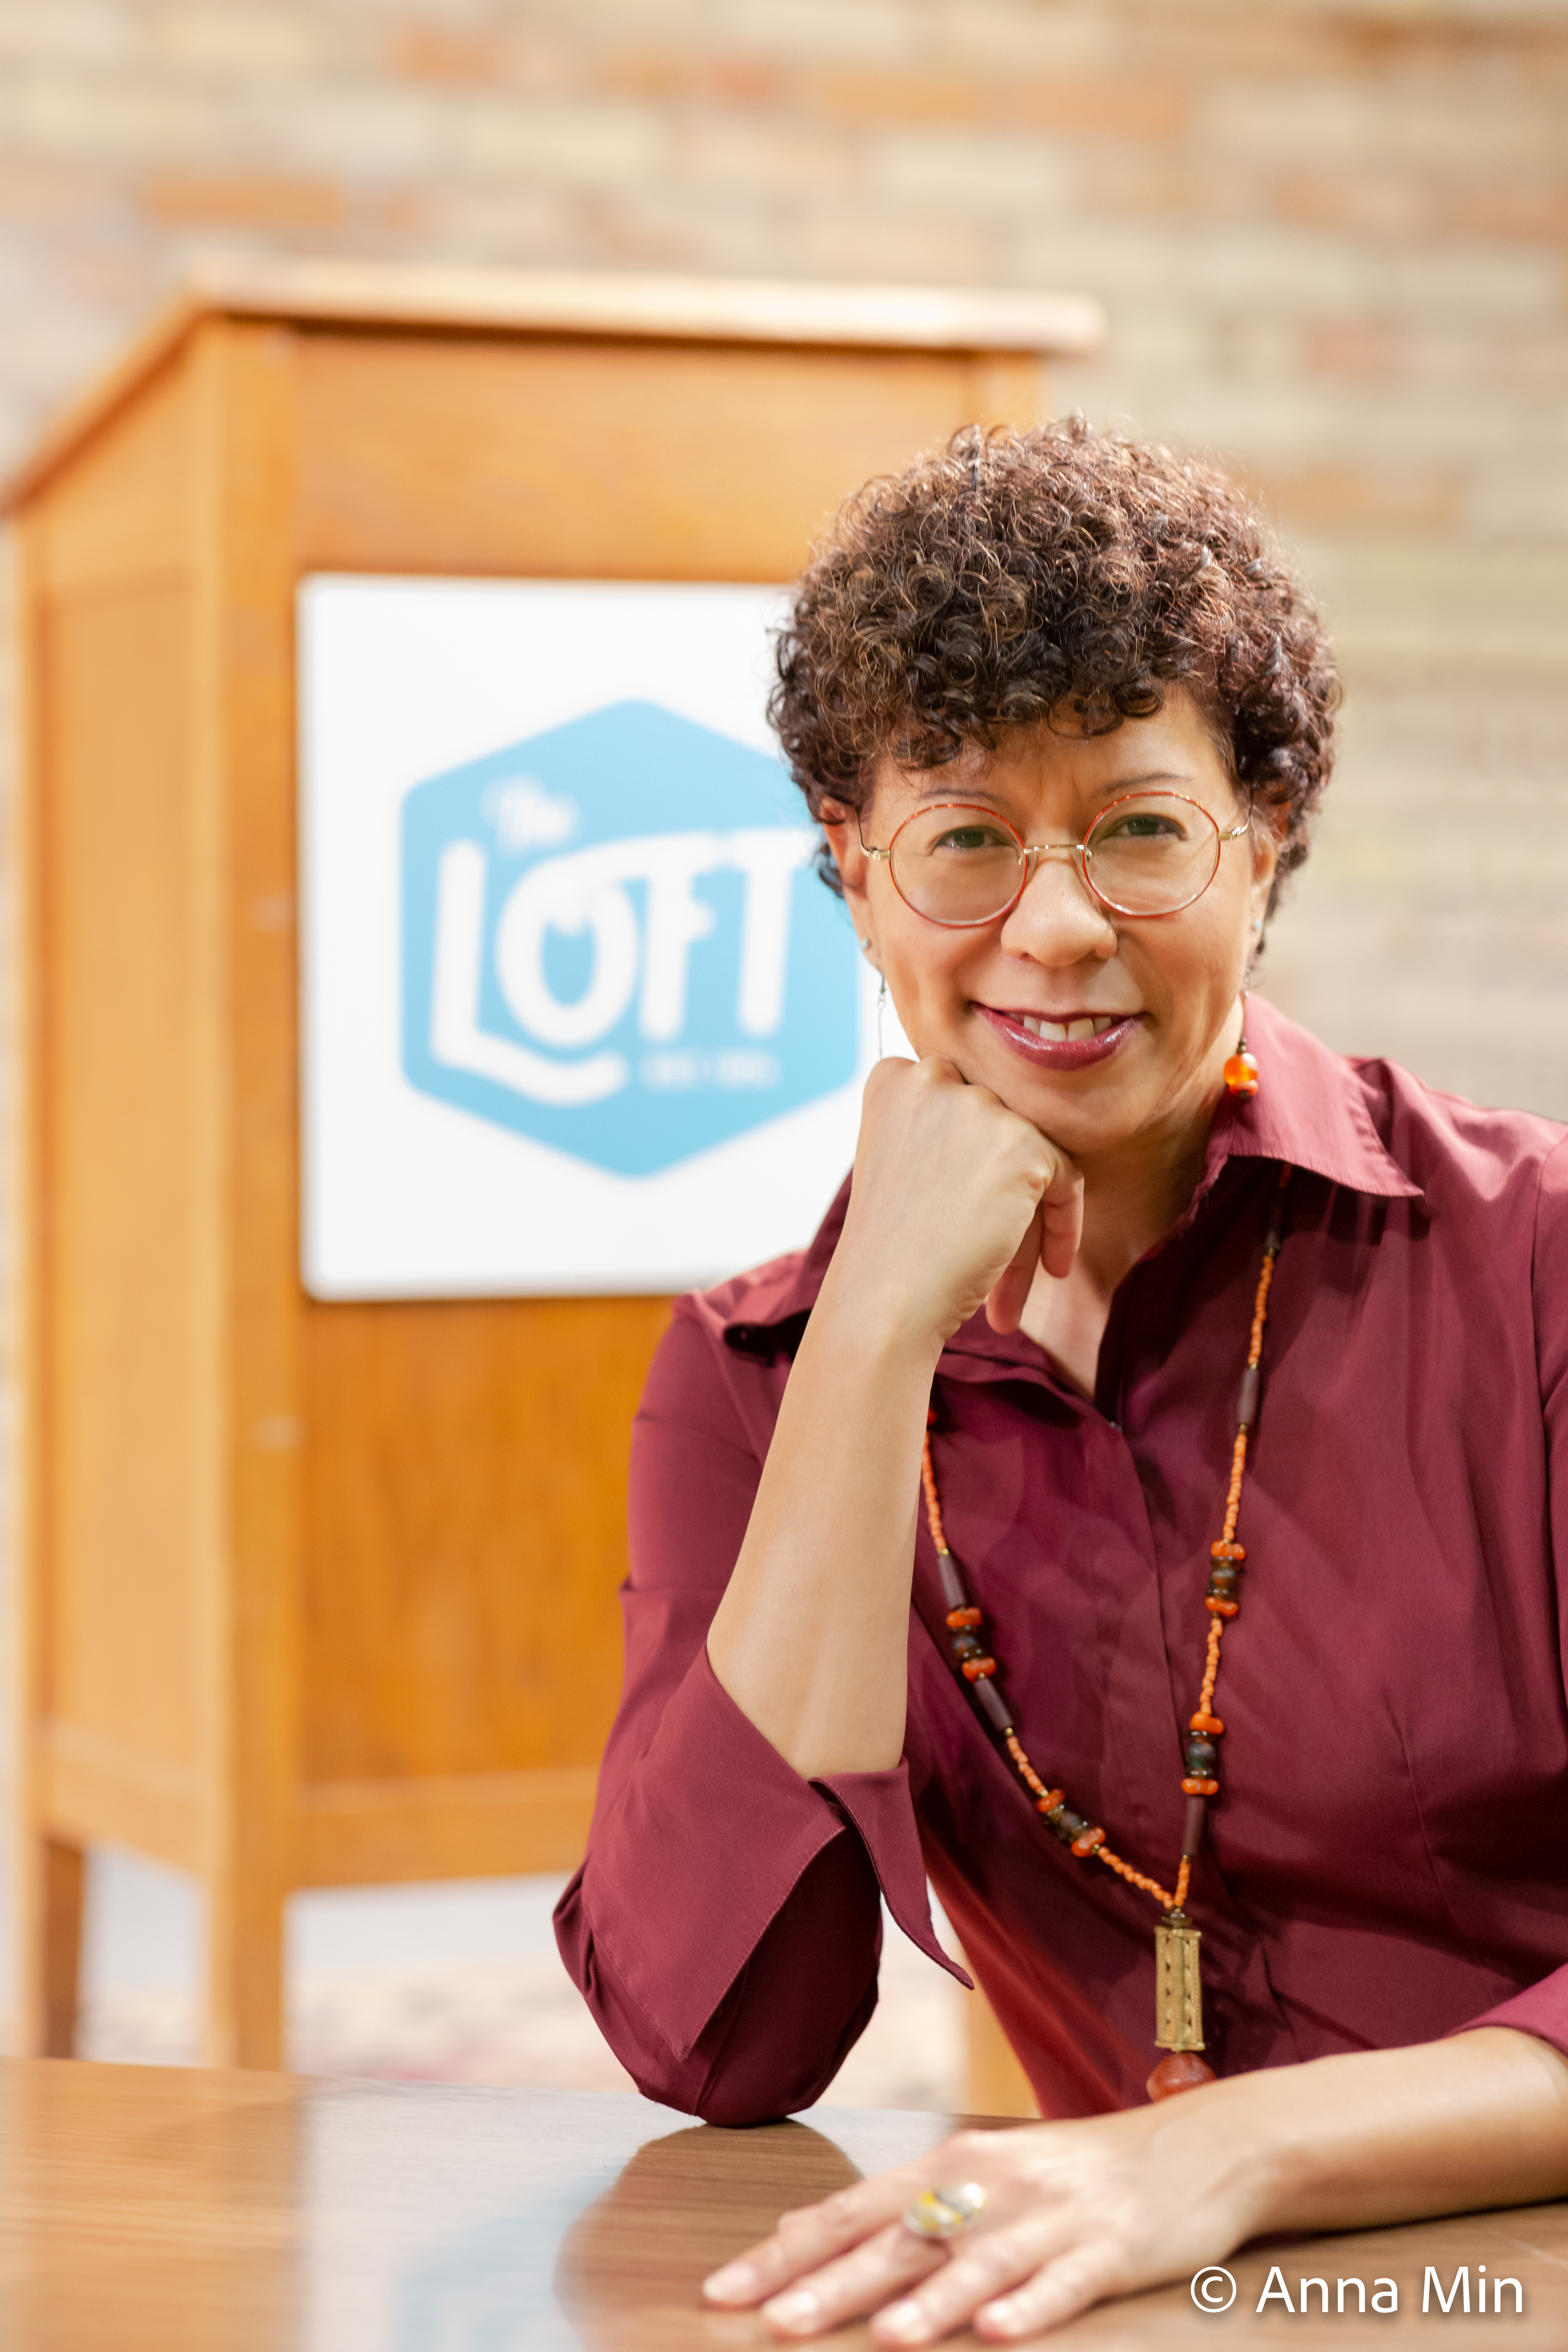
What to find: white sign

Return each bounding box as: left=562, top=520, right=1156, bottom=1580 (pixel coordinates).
left=298, top=577, right=899, bottom=1299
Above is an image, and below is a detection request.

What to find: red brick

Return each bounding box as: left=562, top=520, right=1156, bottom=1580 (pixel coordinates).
left=1274, top=166, right=1568, bottom=250
left=1273, top=170, right=1431, bottom=239
left=135, top=172, right=345, bottom=230
left=806, top=68, right=981, bottom=125
left=1007, top=80, right=1187, bottom=139
left=1079, top=156, right=1244, bottom=221
left=597, top=50, right=779, bottom=107
left=1317, top=14, right=1568, bottom=75
left=1454, top=183, right=1568, bottom=247
left=596, top=49, right=690, bottom=101
left=803, top=66, right=1184, bottom=140
left=385, top=26, right=507, bottom=87
left=710, top=57, right=779, bottom=106
left=0, top=158, right=99, bottom=221
left=1257, top=465, right=1463, bottom=533
left=1303, top=322, right=1407, bottom=382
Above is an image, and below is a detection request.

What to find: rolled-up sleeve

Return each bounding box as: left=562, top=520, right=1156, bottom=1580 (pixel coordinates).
left=554, top=1299, right=964, bottom=2124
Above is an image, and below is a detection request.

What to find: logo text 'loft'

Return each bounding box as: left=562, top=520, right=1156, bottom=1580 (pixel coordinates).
left=400, top=699, right=860, bottom=1177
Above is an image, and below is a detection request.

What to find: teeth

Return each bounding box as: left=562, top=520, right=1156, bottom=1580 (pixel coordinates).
left=1019, top=1014, right=1120, bottom=1041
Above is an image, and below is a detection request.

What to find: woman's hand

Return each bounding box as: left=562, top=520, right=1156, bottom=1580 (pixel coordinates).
left=701, top=2093, right=1262, bottom=2345
left=702, top=2033, right=1568, bottom=2343
left=825, top=1055, right=1083, bottom=1355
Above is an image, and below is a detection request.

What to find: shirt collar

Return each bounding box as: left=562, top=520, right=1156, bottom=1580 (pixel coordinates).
left=720, top=992, right=1419, bottom=1354
left=1203, top=992, right=1419, bottom=1205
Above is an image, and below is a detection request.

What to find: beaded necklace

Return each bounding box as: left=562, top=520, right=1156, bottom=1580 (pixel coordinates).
left=918, top=1159, right=1292, bottom=2102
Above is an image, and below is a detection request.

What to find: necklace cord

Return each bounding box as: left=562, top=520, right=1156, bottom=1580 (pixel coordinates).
left=919, top=1162, right=1293, bottom=1927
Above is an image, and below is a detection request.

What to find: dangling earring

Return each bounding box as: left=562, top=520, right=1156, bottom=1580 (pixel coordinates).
left=1224, top=991, right=1260, bottom=1098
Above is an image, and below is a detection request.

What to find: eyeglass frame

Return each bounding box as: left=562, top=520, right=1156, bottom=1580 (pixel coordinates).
left=854, top=789, right=1253, bottom=928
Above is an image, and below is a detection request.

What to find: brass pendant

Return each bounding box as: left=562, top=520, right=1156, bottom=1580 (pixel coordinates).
left=1153, top=1913, right=1204, bottom=2052
left=1147, top=1912, right=1216, bottom=2099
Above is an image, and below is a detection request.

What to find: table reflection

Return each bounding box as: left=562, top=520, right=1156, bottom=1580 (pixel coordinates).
left=301, top=2083, right=949, bottom=2352
left=554, top=2120, right=864, bottom=2349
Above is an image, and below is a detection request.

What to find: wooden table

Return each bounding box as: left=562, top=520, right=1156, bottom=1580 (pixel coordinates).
left=2, top=2059, right=1567, bottom=2348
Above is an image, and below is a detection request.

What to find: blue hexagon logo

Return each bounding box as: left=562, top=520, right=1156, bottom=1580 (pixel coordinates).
left=400, top=700, right=858, bottom=1177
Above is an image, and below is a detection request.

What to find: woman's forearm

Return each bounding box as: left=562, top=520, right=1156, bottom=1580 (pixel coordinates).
left=704, top=1285, right=941, bottom=1780
left=1235, top=2028, right=1568, bottom=2240
left=705, top=1054, right=1079, bottom=1783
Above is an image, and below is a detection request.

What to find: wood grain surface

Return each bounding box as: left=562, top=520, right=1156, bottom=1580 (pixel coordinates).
left=1, top=2059, right=1566, bottom=2349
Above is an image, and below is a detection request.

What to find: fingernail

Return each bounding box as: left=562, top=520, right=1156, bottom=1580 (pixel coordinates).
left=702, top=2261, right=759, bottom=2302
left=764, top=2288, right=821, bottom=2333
left=977, top=2303, right=1025, bottom=2340
left=876, top=2301, right=931, bottom=2344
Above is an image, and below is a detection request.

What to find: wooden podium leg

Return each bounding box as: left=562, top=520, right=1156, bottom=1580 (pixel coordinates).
left=18, top=1835, right=86, bottom=2059
left=964, top=1981, right=1040, bottom=2119
left=40, top=1839, right=86, bottom=2056
left=205, top=1867, right=286, bottom=2072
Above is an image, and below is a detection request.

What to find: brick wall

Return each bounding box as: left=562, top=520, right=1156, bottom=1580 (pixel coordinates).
left=3, top=0, right=1567, bottom=1105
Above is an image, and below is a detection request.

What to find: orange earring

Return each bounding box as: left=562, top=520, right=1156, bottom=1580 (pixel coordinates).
left=1224, top=996, right=1260, bottom=1097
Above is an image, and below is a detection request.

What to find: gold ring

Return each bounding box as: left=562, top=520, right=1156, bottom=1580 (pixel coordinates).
left=901, top=2182, right=988, bottom=2241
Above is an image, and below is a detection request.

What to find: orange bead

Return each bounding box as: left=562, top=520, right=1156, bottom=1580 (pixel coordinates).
left=1181, top=1777, right=1220, bottom=1796
left=946, top=1606, right=983, bottom=1629
left=1189, top=1711, right=1225, bottom=1735
left=961, top=1656, right=997, bottom=1681
left=1071, top=1826, right=1105, bottom=1857
left=1204, top=1596, right=1239, bottom=1617
left=1224, top=1050, right=1260, bottom=1097
left=1035, top=1788, right=1065, bottom=1814
left=1210, top=1540, right=1246, bottom=1561
left=1147, top=2051, right=1217, bottom=2101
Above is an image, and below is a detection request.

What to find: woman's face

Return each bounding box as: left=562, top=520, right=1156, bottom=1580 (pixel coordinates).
left=827, top=690, right=1280, bottom=1165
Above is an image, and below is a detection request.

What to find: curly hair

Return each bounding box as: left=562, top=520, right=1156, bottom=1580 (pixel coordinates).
left=770, top=419, right=1339, bottom=916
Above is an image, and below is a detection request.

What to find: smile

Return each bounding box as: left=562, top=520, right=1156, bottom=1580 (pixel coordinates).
left=1019, top=1014, right=1122, bottom=1042
left=974, top=1004, right=1142, bottom=1071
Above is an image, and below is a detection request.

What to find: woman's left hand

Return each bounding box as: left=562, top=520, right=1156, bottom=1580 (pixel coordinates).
left=701, top=2031, right=1568, bottom=2342
left=701, top=2090, right=1264, bottom=2344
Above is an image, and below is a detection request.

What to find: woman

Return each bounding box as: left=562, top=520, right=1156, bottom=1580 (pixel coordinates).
left=555, top=423, right=1568, bottom=2342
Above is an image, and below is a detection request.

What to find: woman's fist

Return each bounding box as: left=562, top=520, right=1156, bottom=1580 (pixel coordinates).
left=823, top=1056, right=1083, bottom=1353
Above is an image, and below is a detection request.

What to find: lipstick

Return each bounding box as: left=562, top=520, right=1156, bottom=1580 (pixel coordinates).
left=974, top=1005, right=1141, bottom=1072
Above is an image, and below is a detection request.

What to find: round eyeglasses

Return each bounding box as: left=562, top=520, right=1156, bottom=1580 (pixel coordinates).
left=858, top=792, right=1251, bottom=928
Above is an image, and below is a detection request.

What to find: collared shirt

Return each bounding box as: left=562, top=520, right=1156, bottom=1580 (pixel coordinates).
left=554, top=997, right=1568, bottom=2122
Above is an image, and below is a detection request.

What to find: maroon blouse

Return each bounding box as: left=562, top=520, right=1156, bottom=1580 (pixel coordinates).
left=555, top=997, right=1568, bottom=2122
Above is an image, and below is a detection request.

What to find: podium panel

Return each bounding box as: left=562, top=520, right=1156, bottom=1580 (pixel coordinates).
left=6, top=263, right=1100, bottom=2065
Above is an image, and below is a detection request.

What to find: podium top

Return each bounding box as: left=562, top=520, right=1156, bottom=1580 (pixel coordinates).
left=5, top=258, right=1105, bottom=508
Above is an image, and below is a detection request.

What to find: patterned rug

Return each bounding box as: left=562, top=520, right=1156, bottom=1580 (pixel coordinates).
left=78, top=1912, right=967, bottom=2111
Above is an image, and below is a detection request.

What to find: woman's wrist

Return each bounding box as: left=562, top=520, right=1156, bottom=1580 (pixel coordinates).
left=809, top=1253, right=955, bottom=1372
left=1169, top=2032, right=1568, bottom=2252
left=1176, top=2068, right=1324, bottom=2245
left=1152, top=2060, right=1391, bottom=2250
left=1125, top=2072, right=1294, bottom=2249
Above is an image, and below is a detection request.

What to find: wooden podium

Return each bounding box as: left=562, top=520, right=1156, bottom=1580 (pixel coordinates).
left=3, top=260, right=1101, bottom=2068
